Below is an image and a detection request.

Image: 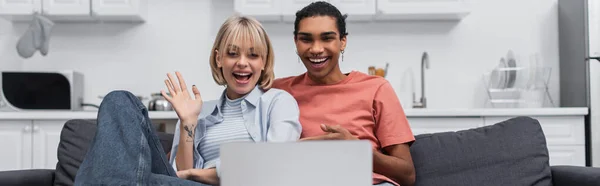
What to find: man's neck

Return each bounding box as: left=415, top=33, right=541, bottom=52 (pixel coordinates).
left=308, top=68, right=347, bottom=85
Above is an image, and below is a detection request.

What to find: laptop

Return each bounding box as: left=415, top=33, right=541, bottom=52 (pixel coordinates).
left=220, top=141, right=373, bottom=186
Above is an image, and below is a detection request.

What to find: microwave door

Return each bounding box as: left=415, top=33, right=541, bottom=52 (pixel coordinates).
left=2, top=72, right=71, bottom=110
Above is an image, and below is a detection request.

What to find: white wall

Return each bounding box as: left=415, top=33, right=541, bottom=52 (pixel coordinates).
left=5, top=0, right=560, bottom=109
left=0, top=18, right=23, bottom=71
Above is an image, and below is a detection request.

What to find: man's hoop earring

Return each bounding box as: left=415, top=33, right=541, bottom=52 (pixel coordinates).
left=341, top=50, right=345, bottom=62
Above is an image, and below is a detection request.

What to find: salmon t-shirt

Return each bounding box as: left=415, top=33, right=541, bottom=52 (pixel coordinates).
left=272, top=71, right=415, bottom=186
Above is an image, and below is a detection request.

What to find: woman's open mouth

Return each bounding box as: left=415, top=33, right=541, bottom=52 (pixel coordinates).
left=233, top=71, right=252, bottom=84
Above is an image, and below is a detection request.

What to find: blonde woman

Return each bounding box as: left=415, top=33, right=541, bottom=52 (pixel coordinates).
left=74, top=15, right=302, bottom=186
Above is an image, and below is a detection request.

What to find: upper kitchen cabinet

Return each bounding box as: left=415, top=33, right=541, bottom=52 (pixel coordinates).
left=282, top=0, right=319, bottom=22
left=234, top=0, right=282, bottom=22
left=329, top=0, right=375, bottom=21
left=42, top=0, right=90, bottom=21
left=0, top=0, right=42, bottom=20
left=282, top=0, right=375, bottom=22
left=235, top=0, right=469, bottom=23
left=375, top=0, right=471, bottom=21
left=91, top=0, right=147, bottom=22
left=0, top=0, right=146, bottom=22
left=42, top=0, right=89, bottom=15
left=0, top=0, right=41, bottom=15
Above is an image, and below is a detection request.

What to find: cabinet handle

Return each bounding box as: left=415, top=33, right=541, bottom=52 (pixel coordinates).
left=23, top=126, right=31, bottom=132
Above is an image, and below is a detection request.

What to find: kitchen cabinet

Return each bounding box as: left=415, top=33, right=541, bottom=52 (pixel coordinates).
left=234, top=0, right=282, bottom=22
left=0, top=0, right=42, bottom=15
left=0, top=0, right=145, bottom=22
left=408, top=117, right=483, bottom=135
left=32, top=120, right=64, bottom=169
left=408, top=115, right=586, bottom=166
left=0, top=120, right=33, bottom=171
left=91, top=0, right=147, bottom=22
left=280, top=0, right=376, bottom=22
left=0, top=119, right=65, bottom=171
left=328, top=0, right=375, bottom=21
left=234, top=0, right=466, bottom=23
left=281, top=0, right=318, bottom=22
left=0, top=111, right=181, bottom=171
left=42, top=0, right=90, bottom=16
left=547, top=145, right=586, bottom=166
left=375, top=0, right=470, bottom=21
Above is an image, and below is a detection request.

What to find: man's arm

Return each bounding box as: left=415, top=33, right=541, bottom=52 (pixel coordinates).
left=371, top=81, right=416, bottom=185
left=374, top=143, right=415, bottom=186
left=301, top=125, right=416, bottom=186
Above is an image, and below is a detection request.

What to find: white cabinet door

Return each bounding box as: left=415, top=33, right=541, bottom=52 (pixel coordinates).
left=0, top=0, right=41, bottom=15
left=328, top=0, right=375, bottom=21
left=234, top=0, right=282, bottom=21
left=408, top=117, right=483, bottom=135
left=32, top=120, right=65, bottom=169
left=0, top=120, right=33, bottom=171
left=91, top=0, right=147, bottom=21
left=42, top=0, right=90, bottom=16
left=548, top=145, right=586, bottom=166
left=281, top=0, right=320, bottom=22
left=376, top=0, right=470, bottom=21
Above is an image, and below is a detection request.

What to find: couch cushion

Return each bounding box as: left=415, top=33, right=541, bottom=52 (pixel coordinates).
left=409, top=116, right=553, bottom=186
left=54, top=119, right=97, bottom=186
left=53, top=119, right=175, bottom=186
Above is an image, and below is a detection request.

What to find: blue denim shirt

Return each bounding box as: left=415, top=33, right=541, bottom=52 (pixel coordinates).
left=169, top=85, right=302, bottom=177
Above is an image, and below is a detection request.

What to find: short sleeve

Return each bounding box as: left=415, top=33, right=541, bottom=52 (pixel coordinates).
left=373, top=81, right=415, bottom=148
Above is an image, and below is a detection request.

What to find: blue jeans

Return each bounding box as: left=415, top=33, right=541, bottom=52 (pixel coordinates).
left=74, top=90, right=201, bottom=185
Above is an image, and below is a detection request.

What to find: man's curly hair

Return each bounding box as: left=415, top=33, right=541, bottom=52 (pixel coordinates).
left=293, top=1, right=349, bottom=40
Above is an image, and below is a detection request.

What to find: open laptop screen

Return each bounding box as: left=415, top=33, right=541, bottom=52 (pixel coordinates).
left=220, top=141, right=372, bottom=186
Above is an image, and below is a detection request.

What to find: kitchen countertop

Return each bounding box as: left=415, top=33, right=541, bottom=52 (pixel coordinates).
left=0, top=107, right=588, bottom=120
left=404, top=107, right=588, bottom=117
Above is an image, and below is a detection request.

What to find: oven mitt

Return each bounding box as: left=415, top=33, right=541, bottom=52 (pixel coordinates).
left=16, top=14, right=54, bottom=58
left=16, top=15, right=41, bottom=58
left=37, top=14, right=54, bottom=56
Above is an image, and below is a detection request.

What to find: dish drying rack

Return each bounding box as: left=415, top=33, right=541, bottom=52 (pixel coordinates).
left=482, top=66, right=554, bottom=108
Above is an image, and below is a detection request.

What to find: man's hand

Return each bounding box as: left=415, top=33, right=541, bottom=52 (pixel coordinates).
left=177, top=168, right=220, bottom=185
left=300, top=124, right=359, bottom=141
left=176, top=169, right=192, bottom=180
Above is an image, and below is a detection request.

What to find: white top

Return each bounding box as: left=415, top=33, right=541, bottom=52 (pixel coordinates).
left=0, top=107, right=588, bottom=120
left=199, top=96, right=253, bottom=168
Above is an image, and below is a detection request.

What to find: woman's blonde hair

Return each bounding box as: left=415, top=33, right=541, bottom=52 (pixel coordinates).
left=209, top=15, right=275, bottom=90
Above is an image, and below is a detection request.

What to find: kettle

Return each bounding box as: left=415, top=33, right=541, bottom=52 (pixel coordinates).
left=148, top=93, right=173, bottom=111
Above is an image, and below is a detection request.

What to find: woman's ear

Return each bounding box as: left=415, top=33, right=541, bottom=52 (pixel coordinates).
left=215, top=50, right=222, bottom=68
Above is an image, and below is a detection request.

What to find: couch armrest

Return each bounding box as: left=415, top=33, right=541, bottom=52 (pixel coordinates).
left=552, top=166, right=600, bottom=186
left=0, top=169, right=55, bottom=186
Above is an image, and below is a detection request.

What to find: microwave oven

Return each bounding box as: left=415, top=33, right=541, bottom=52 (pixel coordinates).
left=0, top=71, right=84, bottom=111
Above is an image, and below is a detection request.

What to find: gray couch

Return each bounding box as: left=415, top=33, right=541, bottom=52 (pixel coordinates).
left=0, top=117, right=599, bottom=186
